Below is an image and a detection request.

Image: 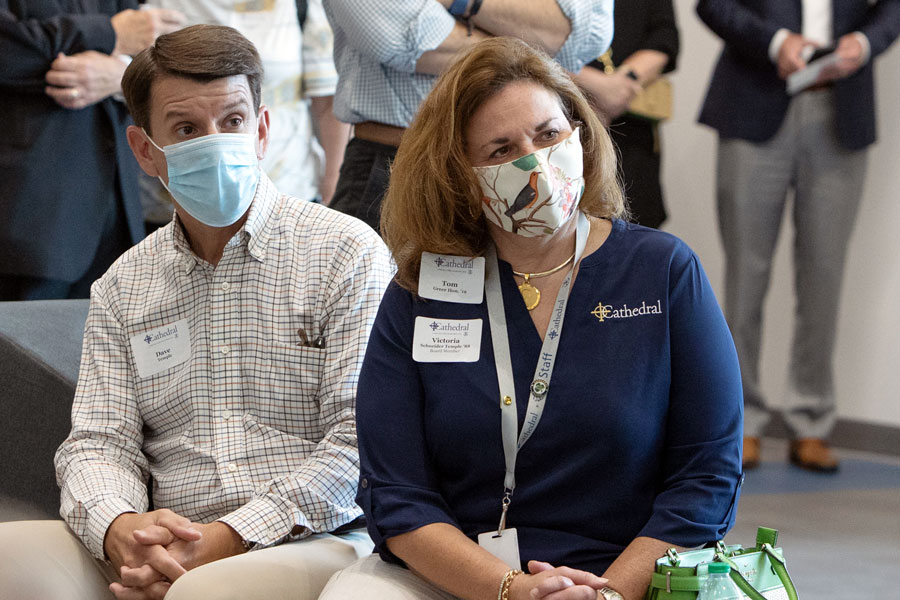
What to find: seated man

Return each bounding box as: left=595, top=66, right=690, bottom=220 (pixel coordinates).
left=0, top=24, right=392, bottom=600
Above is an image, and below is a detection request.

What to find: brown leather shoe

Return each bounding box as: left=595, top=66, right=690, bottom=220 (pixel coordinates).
left=789, top=438, right=839, bottom=473
left=742, top=437, right=761, bottom=470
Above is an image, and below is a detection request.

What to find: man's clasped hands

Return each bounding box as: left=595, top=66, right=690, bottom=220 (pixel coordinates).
left=104, top=509, right=246, bottom=600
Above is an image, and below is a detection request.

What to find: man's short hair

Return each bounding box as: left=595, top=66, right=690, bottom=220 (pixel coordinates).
left=121, top=24, right=264, bottom=134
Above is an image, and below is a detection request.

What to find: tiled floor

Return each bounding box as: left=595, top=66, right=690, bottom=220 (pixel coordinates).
left=727, top=439, right=900, bottom=598
left=2, top=438, right=898, bottom=597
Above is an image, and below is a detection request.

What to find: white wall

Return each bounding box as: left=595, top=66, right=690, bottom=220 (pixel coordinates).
left=660, top=1, right=900, bottom=428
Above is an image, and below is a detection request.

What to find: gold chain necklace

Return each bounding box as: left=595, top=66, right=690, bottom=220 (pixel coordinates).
left=511, top=251, right=576, bottom=311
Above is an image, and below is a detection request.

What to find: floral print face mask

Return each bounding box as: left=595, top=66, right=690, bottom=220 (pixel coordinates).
left=474, top=128, right=585, bottom=237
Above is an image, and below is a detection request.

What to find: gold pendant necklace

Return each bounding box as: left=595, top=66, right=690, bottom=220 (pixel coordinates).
left=512, top=252, right=576, bottom=311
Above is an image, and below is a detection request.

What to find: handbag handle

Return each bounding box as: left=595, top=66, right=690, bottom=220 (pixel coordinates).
left=717, top=545, right=798, bottom=600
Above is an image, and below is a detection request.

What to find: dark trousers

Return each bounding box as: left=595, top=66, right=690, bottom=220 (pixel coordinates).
left=328, top=138, right=398, bottom=234
left=610, top=116, right=666, bottom=229
left=0, top=192, right=133, bottom=301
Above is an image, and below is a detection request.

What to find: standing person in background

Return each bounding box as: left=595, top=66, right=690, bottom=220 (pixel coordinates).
left=140, top=0, right=348, bottom=233
left=697, top=0, right=900, bottom=472
left=0, top=2, right=185, bottom=300
left=575, top=0, right=679, bottom=229
left=323, top=0, right=613, bottom=232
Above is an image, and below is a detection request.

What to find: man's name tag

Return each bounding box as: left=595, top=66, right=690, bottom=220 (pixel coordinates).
left=129, top=319, right=191, bottom=378
left=412, top=317, right=481, bottom=363
left=418, top=252, right=485, bottom=304
left=478, top=528, right=521, bottom=569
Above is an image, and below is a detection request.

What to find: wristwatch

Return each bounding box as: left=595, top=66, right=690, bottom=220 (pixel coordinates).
left=598, top=587, right=624, bottom=600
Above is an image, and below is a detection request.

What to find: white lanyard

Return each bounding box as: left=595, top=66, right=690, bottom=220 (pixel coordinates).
left=483, top=212, right=590, bottom=531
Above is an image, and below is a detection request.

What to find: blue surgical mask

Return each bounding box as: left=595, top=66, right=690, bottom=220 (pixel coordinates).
left=144, top=130, right=261, bottom=227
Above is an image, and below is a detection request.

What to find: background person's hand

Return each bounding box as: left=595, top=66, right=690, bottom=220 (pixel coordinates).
left=576, top=67, right=642, bottom=125
left=777, top=32, right=815, bottom=79
left=509, top=560, right=609, bottom=600
left=111, top=8, right=186, bottom=56
left=816, top=33, right=866, bottom=84
left=44, top=51, right=127, bottom=110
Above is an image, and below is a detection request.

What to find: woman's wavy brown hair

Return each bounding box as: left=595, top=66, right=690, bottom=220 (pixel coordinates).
left=381, top=37, right=625, bottom=293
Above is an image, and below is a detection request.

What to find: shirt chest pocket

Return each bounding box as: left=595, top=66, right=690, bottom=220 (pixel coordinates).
left=247, top=341, right=326, bottom=433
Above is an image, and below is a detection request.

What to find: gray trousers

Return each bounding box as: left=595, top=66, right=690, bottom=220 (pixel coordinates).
left=717, top=89, right=868, bottom=440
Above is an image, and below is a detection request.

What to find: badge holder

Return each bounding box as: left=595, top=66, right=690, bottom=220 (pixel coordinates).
left=478, top=492, right=521, bottom=569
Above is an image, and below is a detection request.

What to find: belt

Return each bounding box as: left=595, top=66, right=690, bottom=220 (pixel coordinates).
left=353, top=121, right=406, bottom=147
left=804, top=81, right=834, bottom=93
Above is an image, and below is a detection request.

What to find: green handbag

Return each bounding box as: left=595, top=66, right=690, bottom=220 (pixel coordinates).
left=646, top=527, right=798, bottom=600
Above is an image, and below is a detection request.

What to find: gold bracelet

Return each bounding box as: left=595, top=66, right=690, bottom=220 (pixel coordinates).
left=498, top=569, right=524, bottom=600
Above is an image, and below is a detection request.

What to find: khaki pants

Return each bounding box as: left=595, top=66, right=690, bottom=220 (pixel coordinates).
left=320, top=554, right=459, bottom=600
left=0, top=520, right=372, bottom=600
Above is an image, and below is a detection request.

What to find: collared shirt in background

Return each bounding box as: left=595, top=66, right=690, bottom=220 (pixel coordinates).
left=55, top=175, right=393, bottom=559
left=801, top=0, right=832, bottom=46
left=323, top=0, right=615, bottom=128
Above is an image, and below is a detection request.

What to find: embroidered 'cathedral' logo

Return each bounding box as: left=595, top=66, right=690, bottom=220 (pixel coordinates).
left=592, top=300, right=662, bottom=322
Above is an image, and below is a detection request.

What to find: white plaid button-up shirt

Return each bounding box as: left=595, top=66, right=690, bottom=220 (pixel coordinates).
left=55, top=174, right=393, bottom=559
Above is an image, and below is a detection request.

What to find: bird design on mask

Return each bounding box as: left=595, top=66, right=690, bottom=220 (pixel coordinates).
left=504, top=171, right=541, bottom=217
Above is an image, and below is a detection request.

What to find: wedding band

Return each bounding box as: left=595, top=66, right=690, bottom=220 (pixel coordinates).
left=70, top=88, right=80, bottom=99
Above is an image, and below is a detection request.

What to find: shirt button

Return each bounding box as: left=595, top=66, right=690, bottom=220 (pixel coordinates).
left=227, top=462, right=238, bottom=472
left=360, top=478, right=368, bottom=489
left=221, top=345, right=230, bottom=355
left=222, top=409, right=233, bottom=420
left=221, top=281, right=231, bottom=292
left=312, top=521, right=323, bottom=530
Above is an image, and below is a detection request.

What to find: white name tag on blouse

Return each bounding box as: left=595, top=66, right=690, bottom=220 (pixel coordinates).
left=412, top=317, right=482, bottom=362
left=478, top=528, right=521, bottom=569
left=418, top=252, right=485, bottom=304
left=129, top=319, right=191, bottom=378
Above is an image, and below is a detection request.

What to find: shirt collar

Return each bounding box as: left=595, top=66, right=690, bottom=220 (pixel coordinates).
left=170, top=215, right=197, bottom=274
left=170, top=172, right=279, bottom=268
left=242, top=173, right=278, bottom=263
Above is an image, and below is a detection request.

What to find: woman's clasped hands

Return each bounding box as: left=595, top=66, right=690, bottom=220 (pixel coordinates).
left=510, top=560, right=609, bottom=600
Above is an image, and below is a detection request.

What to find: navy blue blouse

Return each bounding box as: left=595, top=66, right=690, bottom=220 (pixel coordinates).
left=355, top=219, right=743, bottom=574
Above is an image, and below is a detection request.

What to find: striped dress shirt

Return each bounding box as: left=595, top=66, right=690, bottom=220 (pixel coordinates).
left=55, top=174, right=393, bottom=559
left=324, top=0, right=615, bottom=127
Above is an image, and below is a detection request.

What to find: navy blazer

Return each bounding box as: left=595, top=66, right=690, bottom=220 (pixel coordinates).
left=697, top=0, right=900, bottom=150
left=0, top=0, right=143, bottom=281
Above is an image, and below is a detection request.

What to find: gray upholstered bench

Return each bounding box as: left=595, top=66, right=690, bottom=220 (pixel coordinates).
left=0, top=299, right=89, bottom=519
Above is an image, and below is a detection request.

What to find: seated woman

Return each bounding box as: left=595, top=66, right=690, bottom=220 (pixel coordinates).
left=321, top=37, right=743, bottom=600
